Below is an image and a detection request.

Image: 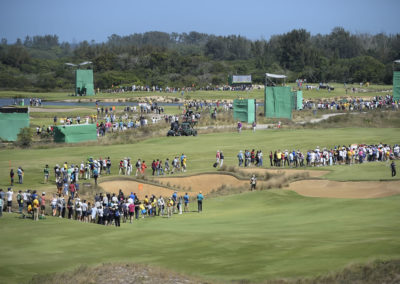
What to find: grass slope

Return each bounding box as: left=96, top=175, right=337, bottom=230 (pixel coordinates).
left=0, top=190, right=399, bottom=283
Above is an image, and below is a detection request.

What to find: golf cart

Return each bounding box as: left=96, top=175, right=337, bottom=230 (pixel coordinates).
left=167, top=121, right=198, bottom=136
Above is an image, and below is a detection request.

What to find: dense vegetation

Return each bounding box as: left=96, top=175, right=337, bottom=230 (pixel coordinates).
left=0, top=28, right=399, bottom=91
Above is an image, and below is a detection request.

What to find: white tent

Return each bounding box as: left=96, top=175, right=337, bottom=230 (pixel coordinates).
left=265, top=73, right=287, bottom=79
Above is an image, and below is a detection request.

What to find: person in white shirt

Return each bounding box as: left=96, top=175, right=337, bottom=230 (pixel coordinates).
left=75, top=198, right=82, bottom=221
left=111, top=194, right=118, bottom=205
left=102, top=195, right=108, bottom=207
left=91, top=205, right=97, bottom=223
left=97, top=206, right=104, bottom=225
left=81, top=200, right=88, bottom=222
left=51, top=195, right=58, bottom=216
left=80, top=163, right=85, bottom=180
left=6, top=188, right=13, bottom=213
left=157, top=196, right=165, bottom=216
left=394, top=145, right=400, bottom=158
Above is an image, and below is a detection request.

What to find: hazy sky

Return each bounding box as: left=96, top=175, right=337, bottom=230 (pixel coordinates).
left=1, top=0, right=399, bottom=43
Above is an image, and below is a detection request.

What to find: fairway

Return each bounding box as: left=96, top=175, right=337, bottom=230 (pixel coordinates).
left=0, top=127, right=399, bottom=283
left=1, top=190, right=400, bottom=283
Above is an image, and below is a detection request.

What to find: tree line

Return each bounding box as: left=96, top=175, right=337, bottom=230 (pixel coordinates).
left=0, top=28, right=399, bottom=91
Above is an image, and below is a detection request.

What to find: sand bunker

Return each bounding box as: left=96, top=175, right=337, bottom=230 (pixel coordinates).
left=100, top=174, right=249, bottom=198
left=159, top=174, right=249, bottom=193
left=240, top=168, right=328, bottom=178
left=100, top=171, right=400, bottom=200
left=288, top=180, right=400, bottom=199
left=100, top=180, right=177, bottom=199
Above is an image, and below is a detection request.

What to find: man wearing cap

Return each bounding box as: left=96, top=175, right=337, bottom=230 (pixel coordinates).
left=250, top=175, right=257, bottom=191
left=197, top=191, right=204, bottom=213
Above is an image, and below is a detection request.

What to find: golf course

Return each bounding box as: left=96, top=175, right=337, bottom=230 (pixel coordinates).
left=1, top=127, right=400, bottom=283
left=1, top=4, right=400, bottom=281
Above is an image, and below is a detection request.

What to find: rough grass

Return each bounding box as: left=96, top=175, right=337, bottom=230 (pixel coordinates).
left=28, top=263, right=209, bottom=284
left=300, top=110, right=400, bottom=129
left=27, top=259, right=400, bottom=284
left=265, top=259, right=400, bottom=284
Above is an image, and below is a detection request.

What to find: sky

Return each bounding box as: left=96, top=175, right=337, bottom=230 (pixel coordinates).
left=0, top=0, right=399, bottom=43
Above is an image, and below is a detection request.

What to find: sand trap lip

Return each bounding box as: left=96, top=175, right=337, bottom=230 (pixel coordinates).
left=240, top=168, right=329, bottom=178
left=287, top=180, right=400, bottom=199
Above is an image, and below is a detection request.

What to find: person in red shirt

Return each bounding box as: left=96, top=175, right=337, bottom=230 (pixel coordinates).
left=69, top=183, right=76, bottom=199
left=151, top=160, right=156, bottom=176
left=128, top=202, right=135, bottom=223
left=141, top=161, right=147, bottom=175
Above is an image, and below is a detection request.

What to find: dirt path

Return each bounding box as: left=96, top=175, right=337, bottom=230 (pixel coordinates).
left=302, top=113, right=345, bottom=124
left=287, top=180, right=400, bottom=199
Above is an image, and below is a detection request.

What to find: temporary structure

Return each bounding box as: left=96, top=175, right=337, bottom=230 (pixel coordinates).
left=53, top=124, right=97, bottom=143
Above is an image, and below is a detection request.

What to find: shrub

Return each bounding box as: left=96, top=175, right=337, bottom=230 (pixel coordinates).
left=15, top=127, right=32, bottom=148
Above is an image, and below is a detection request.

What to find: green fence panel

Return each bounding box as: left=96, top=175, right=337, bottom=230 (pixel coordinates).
left=0, top=112, right=29, bottom=141
left=265, top=87, right=293, bottom=119
left=54, top=124, right=97, bottom=143
left=233, top=99, right=255, bottom=123
left=296, top=91, right=303, bottom=110
left=76, top=70, right=94, bottom=95
left=394, top=71, right=400, bottom=101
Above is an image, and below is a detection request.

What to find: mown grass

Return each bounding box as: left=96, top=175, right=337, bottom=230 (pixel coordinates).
left=1, top=190, right=400, bottom=283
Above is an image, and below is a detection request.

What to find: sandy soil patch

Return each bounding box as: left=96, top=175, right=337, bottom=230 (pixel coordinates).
left=287, top=180, right=400, bottom=199
left=240, top=168, right=328, bottom=178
